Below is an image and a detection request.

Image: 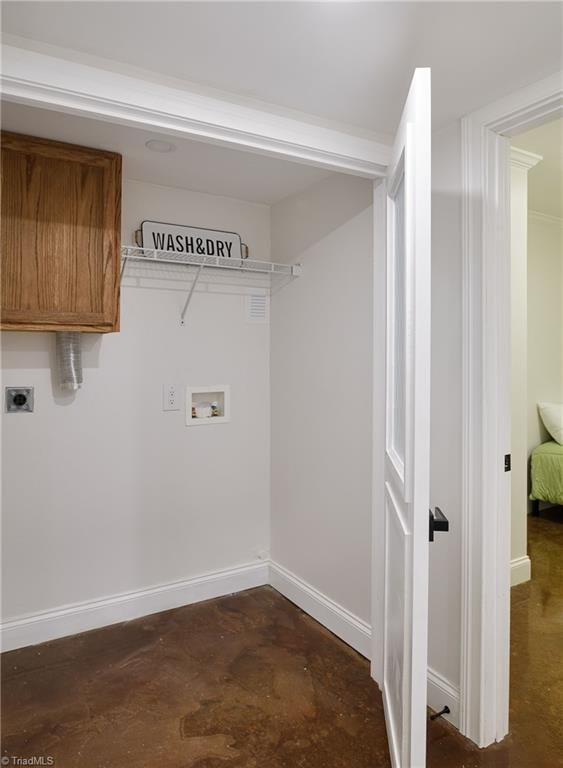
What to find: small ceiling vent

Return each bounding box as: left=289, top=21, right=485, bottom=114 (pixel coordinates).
left=246, top=294, right=269, bottom=324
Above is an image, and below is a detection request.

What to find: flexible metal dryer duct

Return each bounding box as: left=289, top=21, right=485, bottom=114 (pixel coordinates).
left=56, top=332, right=83, bottom=390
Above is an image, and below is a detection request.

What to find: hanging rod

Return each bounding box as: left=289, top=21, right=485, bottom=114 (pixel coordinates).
left=120, top=246, right=302, bottom=325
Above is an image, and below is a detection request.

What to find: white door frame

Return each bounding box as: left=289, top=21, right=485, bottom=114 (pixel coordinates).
left=372, top=178, right=387, bottom=687
left=460, top=71, right=563, bottom=748
left=0, top=41, right=389, bottom=177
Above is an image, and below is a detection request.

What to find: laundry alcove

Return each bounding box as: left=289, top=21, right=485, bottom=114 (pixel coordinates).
left=0, top=100, right=375, bottom=662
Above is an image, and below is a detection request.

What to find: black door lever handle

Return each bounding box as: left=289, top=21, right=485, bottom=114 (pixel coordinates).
left=429, top=507, right=449, bottom=542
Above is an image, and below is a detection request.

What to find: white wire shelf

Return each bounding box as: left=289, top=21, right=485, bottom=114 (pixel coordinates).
left=121, top=246, right=301, bottom=278
left=120, top=246, right=301, bottom=325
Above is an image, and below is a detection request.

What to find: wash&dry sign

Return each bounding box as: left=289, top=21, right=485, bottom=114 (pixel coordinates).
left=141, top=220, right=244, bottom=259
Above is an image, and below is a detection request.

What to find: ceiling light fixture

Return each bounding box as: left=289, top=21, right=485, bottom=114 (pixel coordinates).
left=145, top=139, right=176, bottom=153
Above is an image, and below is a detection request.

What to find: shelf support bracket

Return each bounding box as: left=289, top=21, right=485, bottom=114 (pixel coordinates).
left=180, top=261, right=205, bottom=325
left=120, top=255, right=129, bottom=281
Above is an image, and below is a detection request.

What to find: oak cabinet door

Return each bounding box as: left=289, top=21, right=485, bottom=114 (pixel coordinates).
left=1, top=132, right=121, bottom=332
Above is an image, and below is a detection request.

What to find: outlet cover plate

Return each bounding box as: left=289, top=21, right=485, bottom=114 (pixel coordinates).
left=163, top=383, right=180, bottom=411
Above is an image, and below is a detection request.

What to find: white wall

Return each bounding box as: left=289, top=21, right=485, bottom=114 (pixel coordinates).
left=268, top=141, right=465, bottom=703
left=1, top=179, right=271, bottom=620
left=270, top=174, right=374, bottom=623
left=527, top=212, right=563, bottom=452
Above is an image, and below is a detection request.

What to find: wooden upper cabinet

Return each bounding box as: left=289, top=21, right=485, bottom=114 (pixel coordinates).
left=1, top=132, right=122, bottom=332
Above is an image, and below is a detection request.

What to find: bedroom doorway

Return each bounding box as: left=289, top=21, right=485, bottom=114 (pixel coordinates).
left=509, top=117, right=563, bottom=588
left=507, top=116, right=563, bottom=763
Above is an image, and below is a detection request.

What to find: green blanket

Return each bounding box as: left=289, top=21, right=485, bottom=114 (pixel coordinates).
left=530, top=441, right=563, bottom=505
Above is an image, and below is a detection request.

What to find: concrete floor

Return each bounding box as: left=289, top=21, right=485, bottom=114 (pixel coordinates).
left=1, top=510, right=561, bottom=767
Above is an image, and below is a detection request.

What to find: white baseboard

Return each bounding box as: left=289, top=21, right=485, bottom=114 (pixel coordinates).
left=1, top=555, right=461, bottom=732
left=428, top=666, right=460, bottom=728
left=0, top=561, right=269, bottom=652
left=268, top=560, right=372, bottom=658
left=510, top=555, right=531, bottom=586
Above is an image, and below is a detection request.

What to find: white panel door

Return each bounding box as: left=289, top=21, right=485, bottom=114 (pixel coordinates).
left=382, top=68, right=431, bottom=768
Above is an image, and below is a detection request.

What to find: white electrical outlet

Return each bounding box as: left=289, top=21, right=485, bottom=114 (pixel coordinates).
left=163, top=384, right=180, bottom=411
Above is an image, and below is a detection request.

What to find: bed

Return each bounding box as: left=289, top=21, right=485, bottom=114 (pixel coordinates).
left=530, top=441, right=563, bottom=514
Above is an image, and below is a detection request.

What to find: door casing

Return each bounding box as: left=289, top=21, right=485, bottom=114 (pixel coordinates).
left=460, top=70, right=563, bottom=748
